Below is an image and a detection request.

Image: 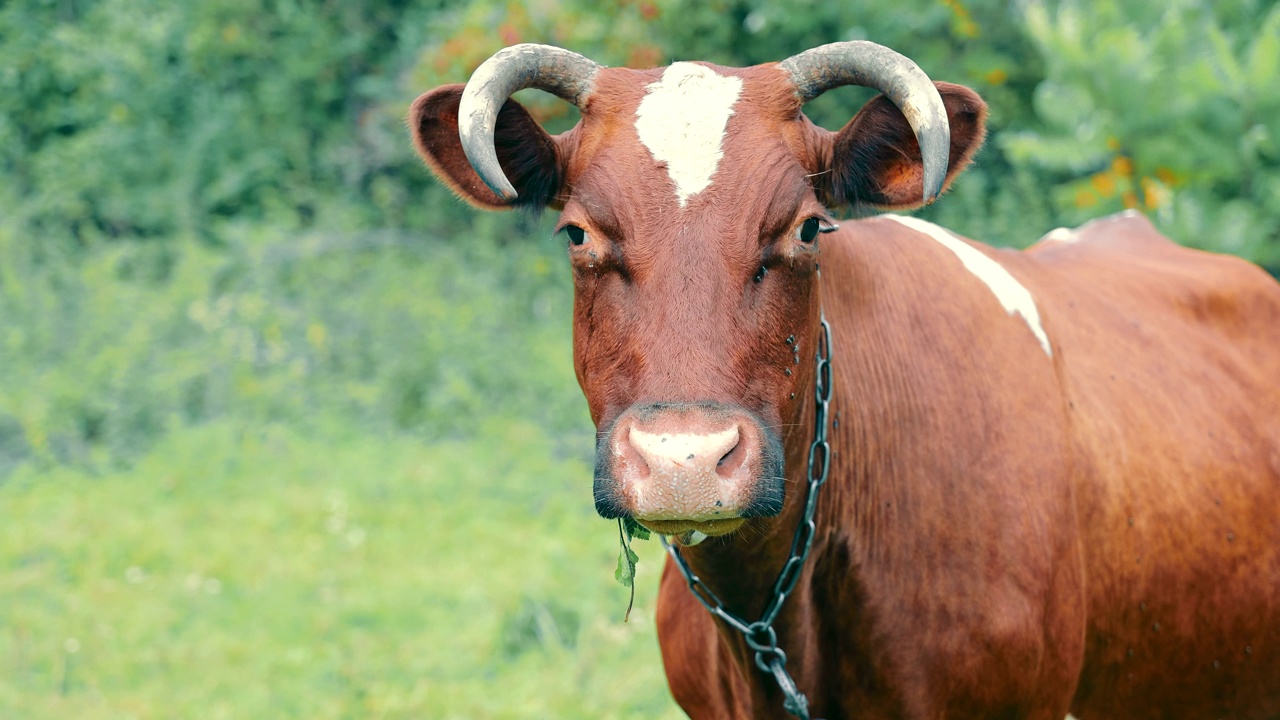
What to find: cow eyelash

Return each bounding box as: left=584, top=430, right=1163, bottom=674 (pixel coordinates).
left=794, top=217, right=839, bottom=244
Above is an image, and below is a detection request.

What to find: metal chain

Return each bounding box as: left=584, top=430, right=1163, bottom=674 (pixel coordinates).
left=661, top=311, right=833, bottom=720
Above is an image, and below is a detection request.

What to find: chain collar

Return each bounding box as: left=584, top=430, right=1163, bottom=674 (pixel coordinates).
left=661, top=310, right=833, bottom=720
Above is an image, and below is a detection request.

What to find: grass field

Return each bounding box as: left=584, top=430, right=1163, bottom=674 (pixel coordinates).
left=2, top=418, right=684, bottom=718
left=0, top=227, right=686, bottom=719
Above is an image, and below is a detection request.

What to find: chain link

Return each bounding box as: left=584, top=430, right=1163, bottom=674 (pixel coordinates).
left=661, top=311, right=833, bottom=720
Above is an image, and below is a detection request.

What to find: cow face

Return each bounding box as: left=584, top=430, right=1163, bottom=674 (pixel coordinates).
left=411, top=48, right=986, bottom=537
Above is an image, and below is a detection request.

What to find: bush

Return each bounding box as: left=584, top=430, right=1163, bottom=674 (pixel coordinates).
left=0, top=220, right=587, bottom=472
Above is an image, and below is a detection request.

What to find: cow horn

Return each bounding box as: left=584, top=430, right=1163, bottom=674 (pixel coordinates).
left=780, top=41, right=951, bottom=203
left=458, top=43, right=601, bottom=201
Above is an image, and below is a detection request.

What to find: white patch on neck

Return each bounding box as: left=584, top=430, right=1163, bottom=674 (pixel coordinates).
left=885, top=215, right=1053, bottom=358
left=634, top=63, right=743, bottom=207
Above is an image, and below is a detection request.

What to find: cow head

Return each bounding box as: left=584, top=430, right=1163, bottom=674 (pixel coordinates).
left=410, top=43, right=986, bottom=538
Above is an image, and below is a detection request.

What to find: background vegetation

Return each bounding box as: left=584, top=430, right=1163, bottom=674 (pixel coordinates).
left=2, top=0, right=1277, bottom=717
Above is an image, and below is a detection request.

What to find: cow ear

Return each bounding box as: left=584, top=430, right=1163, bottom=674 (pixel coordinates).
left=818, top=82, right=987, bottom=210
left=409, top=84, right=567, bottom=210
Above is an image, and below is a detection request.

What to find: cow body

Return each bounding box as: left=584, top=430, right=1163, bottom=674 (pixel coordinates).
left=658, top=211, right=1280, bottom=719
left=410, top=43, right=1280, bottom=719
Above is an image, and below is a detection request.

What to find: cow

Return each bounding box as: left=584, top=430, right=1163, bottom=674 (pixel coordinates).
left=410, top=42, right=1280, bottom=719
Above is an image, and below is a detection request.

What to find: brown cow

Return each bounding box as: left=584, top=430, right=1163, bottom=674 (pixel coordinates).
left=410, top=43, right=1280, bottom=719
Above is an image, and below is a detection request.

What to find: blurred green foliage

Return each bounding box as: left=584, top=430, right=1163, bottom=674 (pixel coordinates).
left=2, top=0, right=1278, bottom=716
left=0, top=221, right=584, bottom=470
left=0, top=0, right=447, bottom=238
left=1008, top=0, right=1280, bottom=260
left=4, top=0, right=1277, bottom=259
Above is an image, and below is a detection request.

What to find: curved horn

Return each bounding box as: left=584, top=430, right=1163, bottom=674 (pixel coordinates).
left=458, top=44, right=601, bottom=201
left=780, top=41, right=951, bottom=203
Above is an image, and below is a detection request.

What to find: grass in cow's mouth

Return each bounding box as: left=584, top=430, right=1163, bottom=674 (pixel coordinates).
left=615, top=517, right=652, bottom=621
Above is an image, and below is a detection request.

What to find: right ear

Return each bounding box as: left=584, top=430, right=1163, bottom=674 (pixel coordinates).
left=812, top=81, right=987, bottom=210
left=409, top=84, right=567, bottom=210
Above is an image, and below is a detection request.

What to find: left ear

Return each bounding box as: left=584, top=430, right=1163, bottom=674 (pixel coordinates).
left=409, top=84, right=569, bottom=211
left=815, top=82, right=988, bottom=209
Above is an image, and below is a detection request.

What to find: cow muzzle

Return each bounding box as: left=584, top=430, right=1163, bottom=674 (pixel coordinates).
left=593, top=402, right=784, bottom=536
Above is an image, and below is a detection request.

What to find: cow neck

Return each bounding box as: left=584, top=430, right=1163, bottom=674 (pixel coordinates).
left=660, top=303, right=833, bottom=720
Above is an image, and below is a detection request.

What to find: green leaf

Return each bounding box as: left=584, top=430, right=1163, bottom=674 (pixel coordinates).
left=614, top=543, right=639, bottom=588
left=1206, top=22, right=1246, bottom=97
left=622, top=516, right=650, bottom=541
left=614, top=518, right=643, bottom=619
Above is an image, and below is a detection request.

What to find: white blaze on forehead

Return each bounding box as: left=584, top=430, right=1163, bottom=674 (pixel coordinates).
left=886, top=215, right=1053, bottom=358
left=634, top=63, right=743, bottom=207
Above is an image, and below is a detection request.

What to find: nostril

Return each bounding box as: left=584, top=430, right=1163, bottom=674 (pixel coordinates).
left=620, top=427, right=652, bottom=480
left=715, top=430, right=746, bottom=479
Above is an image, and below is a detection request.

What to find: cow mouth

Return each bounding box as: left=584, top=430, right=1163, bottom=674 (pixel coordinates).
left=634, top=517, right=746, bottom=537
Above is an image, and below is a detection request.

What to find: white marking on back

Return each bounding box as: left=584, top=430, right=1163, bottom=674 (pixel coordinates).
left=1041, top=227, right=1079, bottom=244
left=634, top=63, right=743, bottom=207
left=885, top=215, right=1053, bottom=358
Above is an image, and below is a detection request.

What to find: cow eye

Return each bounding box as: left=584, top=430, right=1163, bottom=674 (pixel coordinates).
left=565, top=225, right=587, bottom=246
left=796, top=217, right=820, bottom=244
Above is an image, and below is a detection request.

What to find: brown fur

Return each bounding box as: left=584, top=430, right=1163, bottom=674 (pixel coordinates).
left=410, top=57, right=1280, bottom=719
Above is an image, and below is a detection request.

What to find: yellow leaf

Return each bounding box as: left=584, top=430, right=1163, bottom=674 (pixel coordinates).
left=1090, top=171, right=1116, bottom=197
left=1141, top=177, right=1170, bottom=210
